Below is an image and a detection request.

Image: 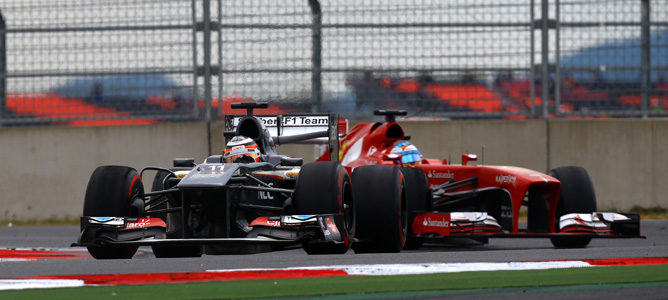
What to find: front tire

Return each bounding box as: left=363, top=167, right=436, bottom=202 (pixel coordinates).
left=549, top=166, right=597, bottom=248
left=352, top=165, right=407, bottom=253
left=402, top=167, right=433, bottom=250
left=293, top=162, right=354, bottom=254
left=83, top=166, right=143, bottom=259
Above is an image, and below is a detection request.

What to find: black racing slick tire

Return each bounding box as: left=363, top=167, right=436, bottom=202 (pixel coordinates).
left=549, top=166, right=597, bottom=248
left=352, top=165, right=407, bottom=253
left=83, top=166, right=143, bottom=259
left=149, top=170, right=202, bottom=258
left=401, top=167, right=433, bottom=250
left=294, top=162, right=354, bottom=254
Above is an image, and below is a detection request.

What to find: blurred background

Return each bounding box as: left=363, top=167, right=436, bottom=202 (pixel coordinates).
left=0, top=0, right=667, bottom=125
left=2, top=0, right=668, bottom=220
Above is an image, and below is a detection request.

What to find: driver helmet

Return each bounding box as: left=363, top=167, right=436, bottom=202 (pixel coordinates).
left=223, top=136, right=261, bottom=163
left=390, top=141, right=422, bottom=165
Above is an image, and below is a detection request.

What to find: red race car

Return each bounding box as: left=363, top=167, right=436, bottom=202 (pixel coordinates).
left=317, top=110, right=641, bottom=253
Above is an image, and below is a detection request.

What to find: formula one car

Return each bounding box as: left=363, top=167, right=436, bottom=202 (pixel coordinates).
left=74, top=103, right=355, bottom=259
left=317, top=110, right=642, bottom=252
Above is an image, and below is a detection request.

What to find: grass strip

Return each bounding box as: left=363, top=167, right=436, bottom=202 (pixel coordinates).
left=2, top=264, right=668, bottom=299
left=314, top=281, right=668, bottom=300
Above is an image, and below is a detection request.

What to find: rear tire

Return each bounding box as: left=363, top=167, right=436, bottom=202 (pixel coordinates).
left=294, top=162, right=354, bottom=254
left=150, top=170, right=202, bottom=258
left=549, top=166, right=597, bottom=248
left=402, top=167, right=433, bottom=250
left=83, top=166, right=143, bottom=259
left=352, top=165, right=406, bottom=253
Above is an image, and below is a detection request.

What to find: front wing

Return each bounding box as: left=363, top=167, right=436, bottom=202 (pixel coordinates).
left=411, top=212, right=642, bottom=239
left=73, top=214, right=347, bottom=248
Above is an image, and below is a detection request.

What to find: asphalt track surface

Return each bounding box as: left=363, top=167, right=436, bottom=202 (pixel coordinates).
left=2, top=220, right=667, bottom=281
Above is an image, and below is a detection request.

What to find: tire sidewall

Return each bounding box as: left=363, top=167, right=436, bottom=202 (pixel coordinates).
left=294, top=161, right=354, bottom=251
left=352, top=165, right=406, bottom=253
left=401, top=167, right=431, bottom=249
left=549, top=166, right=597, bottom=248
left=84, top=166, right=143, bottom=217
left=83, top=165, right=143, bottom=259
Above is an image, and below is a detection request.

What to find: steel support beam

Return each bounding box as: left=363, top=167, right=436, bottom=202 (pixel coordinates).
left=641, top=0, right=650, bottom=119
left=541, top=0, right=550, bottom=119
left=554, top=0, right=561, bottom=115
left=191, top=0, right=200, bottom=120
left=217, top=0, right=223, bottom=120
left=202, top=0, right=213, bottom=124
left=530, top=0, right=536, bottom=118
left=0, top=9, right=6, bottom=124
left=309, top=0, right=322, bottom=113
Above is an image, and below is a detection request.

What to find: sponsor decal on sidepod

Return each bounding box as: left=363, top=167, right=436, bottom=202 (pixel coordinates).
left=258, top=183, right=274, bottom=200
left=427, top=170, right=455, bottom=180
left=495, top=175, right=516, bottom=184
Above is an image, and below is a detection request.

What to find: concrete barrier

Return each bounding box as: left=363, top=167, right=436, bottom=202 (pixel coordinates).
left=0, top=122, right=210, bottom=221
left=548, top=120, right=668, bottom=210
left=0, top=119, right=665, bottom=221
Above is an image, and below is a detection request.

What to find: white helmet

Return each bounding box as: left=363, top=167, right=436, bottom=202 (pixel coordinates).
left=223, top=136, right=261, bottom=163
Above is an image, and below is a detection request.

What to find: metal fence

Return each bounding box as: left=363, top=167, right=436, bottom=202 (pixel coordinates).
left=0, top=1, right=201, bottom=126
left=1, top=0, right=667, bottom=125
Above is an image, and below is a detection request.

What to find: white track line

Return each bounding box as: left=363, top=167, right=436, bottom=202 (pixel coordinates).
left=208, top=260, right=593, bottom=276
left=0, top=279, right=85, bottom=291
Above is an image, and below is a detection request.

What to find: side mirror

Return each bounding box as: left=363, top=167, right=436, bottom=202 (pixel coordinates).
left=280, top=157, right=303, bottom=167
left=174, top=158, right=196, bottom=168
left=462, top=154, right=477, bottom=166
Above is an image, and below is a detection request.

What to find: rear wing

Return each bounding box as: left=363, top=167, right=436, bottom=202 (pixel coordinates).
left=223, top=105, right=347, bottom=162
left=226, top=115, right=347, bottom=140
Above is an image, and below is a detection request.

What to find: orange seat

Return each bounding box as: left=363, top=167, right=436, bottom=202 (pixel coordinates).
left=424, top=84, right=504, bottom=112
left=5, top=93, right=158, bottom=126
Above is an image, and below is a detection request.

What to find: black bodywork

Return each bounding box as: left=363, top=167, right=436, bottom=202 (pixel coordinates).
left=75, top=103, right=349, bottom=254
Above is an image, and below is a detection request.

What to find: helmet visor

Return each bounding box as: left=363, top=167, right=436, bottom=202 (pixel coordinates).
left=400, top=151, right=422, bottom=164
left=225, top=152, right=259, bottom=163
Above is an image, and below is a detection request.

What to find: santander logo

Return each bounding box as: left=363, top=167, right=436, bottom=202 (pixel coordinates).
left=427, top=170, right=454, bottom=180
left=423, top=217, right=450, bottom=228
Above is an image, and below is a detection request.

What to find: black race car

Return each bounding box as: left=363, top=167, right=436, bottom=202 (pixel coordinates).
left=74, top=103, right=355, bottom=259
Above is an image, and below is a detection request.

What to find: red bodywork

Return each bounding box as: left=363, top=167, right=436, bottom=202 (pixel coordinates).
left=317, top=120, right=561, bottom=234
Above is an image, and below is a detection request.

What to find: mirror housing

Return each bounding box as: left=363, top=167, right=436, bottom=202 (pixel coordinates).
left=280, top=157, right=303, bottom=167
left=462, top=154, right=477, bottom=166
left=173, top=158, right=196, bottom=168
